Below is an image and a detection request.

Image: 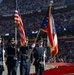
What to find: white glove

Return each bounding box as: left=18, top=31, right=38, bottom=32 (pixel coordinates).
left=3, top=49, right=5, bottom=54
left=32, top=43, right=35, bottom=48
left=14, top=40, right=17, bottom=44
left=44, top=51, right=46, bottom=57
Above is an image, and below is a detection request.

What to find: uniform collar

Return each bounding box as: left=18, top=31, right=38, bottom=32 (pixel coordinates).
left=39, top=45, right=43, bottom=47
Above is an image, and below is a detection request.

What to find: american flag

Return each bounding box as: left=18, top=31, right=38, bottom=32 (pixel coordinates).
left=14, top=10, right=26, bottom=47
left=40, top=6, right=58, bottom=59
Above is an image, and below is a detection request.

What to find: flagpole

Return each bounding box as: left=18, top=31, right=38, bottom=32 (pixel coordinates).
left=49, top=1, right=53, bottom=61
left=14, top=0, right=18, bottom=58
left=15, top=0, right=18, bottom=10
left=26, top=29, right=41, bottom=62
left=49, top=0, right=53, bottom=13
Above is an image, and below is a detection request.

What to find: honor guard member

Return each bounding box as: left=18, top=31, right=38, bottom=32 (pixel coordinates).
left=32, top=38, right=46, bottom=75
left=20, top=38, right=32, bottom=75
left=5, top=38, right=19, bottom=75
left=0, top=37, right=4, bottom=75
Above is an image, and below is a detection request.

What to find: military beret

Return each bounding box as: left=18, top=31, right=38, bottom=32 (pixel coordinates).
left=37, top=37, right=43, bottom=42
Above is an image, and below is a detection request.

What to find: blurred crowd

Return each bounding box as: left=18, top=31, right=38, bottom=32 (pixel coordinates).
left=47, top=41, right=74, bottom=63
left=0, top=9, right=74, bottom=35
left=57, top=41, right=74, bottom=63
left=0, top=0, right=74, bottom=14
left=0, top=0, right=74, bottom=35
left=53, top=9, right=74, bottom=28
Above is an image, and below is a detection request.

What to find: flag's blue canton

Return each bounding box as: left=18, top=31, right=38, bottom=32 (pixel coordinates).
left=40, top=10, right=48, bottom=30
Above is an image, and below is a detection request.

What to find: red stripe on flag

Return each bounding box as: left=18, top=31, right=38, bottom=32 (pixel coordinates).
left=14, top=10, right=26, bottom=46
left=51, top=44, right=58, bottom=58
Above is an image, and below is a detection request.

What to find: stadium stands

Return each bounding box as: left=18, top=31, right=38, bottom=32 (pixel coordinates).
left=0, top=8, right=74, bottom=35
left=0, top=0, right=74, bottom=15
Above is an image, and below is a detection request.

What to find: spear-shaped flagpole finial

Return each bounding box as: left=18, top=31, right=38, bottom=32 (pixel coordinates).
left=49, top=0, right=53, bottom=6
